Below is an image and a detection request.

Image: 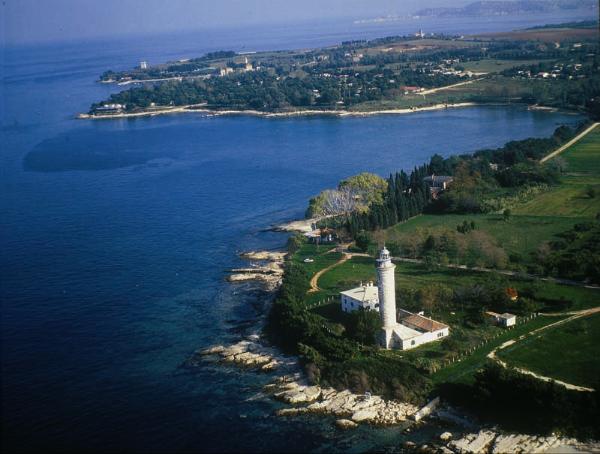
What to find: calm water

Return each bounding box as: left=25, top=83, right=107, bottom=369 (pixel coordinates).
left=0, top=16, right=588, bottom=453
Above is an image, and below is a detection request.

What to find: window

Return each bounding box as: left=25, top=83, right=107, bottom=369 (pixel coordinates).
left=411, top=340, right=415, bottom=346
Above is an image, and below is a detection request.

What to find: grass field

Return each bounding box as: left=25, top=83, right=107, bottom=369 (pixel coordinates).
left=303, top=251, right=600, bottom=311
left=430, top=315, right=566, bottom=385
left=496, top=312, right=600, bottom=388
left=513, top=125, right=600, bottom=217
left=382, top=213, right=582, bottom=266
left=461, top=58, right=550, bottom=74
left=347, top=76, right=539, bottom=111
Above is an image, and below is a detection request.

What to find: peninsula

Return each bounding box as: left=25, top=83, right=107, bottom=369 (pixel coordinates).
left=82, top=21, right=599, bottom=119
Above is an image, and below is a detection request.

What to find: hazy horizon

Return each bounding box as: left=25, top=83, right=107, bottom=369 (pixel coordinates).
left=2, top=0, right=471, bottom=45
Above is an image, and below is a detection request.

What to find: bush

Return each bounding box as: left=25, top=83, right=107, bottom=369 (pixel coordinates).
left=345, top=309, right=381, bottom=345
left=355, top=231, right=372, bottom=252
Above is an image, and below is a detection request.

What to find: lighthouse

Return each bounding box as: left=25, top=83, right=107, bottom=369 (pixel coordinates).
left=376, top=246, right=397, bottom=349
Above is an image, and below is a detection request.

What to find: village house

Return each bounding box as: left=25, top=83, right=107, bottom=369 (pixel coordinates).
left=423, top=174, right=453, bottom=198
left=401, top=86, right=424, bottom=95
left=96, top=103, right=125, bottom=112
left=304, top=228, right=336, bottom=244
left=486, top=311, right=517, bottom=327
left=340, top=282, right=379, bottom=312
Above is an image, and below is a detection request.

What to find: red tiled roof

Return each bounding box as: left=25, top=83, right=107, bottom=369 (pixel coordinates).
left=399, top=311, right=448, bottom=332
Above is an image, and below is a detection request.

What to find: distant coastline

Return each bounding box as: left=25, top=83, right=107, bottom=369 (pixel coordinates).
left=78, top=102, right=500, bottom=120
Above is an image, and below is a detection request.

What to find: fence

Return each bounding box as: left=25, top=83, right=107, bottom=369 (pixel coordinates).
left=431, top=312, right=540, bottom=372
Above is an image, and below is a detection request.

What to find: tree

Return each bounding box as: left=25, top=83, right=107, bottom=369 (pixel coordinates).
left=355, top=231, right=372, bottom=252
left=346, top=309, right=381, bottom=345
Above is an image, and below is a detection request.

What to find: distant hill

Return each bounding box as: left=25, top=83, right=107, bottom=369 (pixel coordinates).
left=414, top=0, right=598, bottom=18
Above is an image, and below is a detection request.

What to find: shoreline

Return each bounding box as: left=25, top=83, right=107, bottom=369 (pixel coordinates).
left=77, top=101, right=505, bottom=121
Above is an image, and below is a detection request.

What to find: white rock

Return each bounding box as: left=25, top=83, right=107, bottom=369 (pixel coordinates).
left=336, top=419, right=358, bottom=430
left=199, top=345, right=225, bottom=355
left=276, top=407, right=306, bottom=417
left=440, top=431, right=453, bottom=442
left=303, top=386, right=322, bottom=402
left=450, top=430, right=497, bottom=454
left=351, top=408, right=378, bottom=423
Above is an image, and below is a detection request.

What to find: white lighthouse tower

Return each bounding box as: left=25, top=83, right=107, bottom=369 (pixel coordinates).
left=376, top=246, right=397, bottom=349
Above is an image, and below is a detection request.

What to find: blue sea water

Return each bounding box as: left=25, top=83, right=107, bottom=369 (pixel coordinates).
left=0, top=16, right=589, bottom=453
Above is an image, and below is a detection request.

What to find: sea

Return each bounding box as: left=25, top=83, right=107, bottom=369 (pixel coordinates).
left=0, top=13, right=591, bottom=453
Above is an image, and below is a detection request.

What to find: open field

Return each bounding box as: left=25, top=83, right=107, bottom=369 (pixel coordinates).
left=292, top=243, right=342, bottom=278
left=497, top=312, right=600, bottom=388
left=382, top=213, right=582, bottom=266
left=473, top=27, right=599, bottom=42
left=430, top=315, right=566, bottom=385
left=513, top=126, right=600, bottom=217
left=345, top=76, right=541, bottom=111
left=461, top=58, right=551, bottom=74
left=303, top=251, right=600, bottom=311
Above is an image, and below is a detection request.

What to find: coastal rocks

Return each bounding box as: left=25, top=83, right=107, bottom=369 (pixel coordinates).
left=448, top=430, right=497, bottom=453
left=440, top=432, right=453, bottom=442
left=195, top=339, right=298, bottom=372
left=271, top=218, right=319, bottom=234
left=490, top=434, right=562, bottom=453
left=445, top=430, right=600, bottom=454
left=336, top=419, right=358, bottom=430
left=239, top=251, right=287, bottom=262
left=275, top=407, right=308, bottom=417
left=228, top=250, right=287, bottom=291
left=265, top=380, right=418, bottom=426
left=274, top=385, right=322, bottom=404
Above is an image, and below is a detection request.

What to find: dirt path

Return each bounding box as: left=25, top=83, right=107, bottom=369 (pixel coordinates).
left=540, top=122, right=599, bottom=163
left=420, top=78, right=484, bottom=95
left=307, top=250, right=371, bottom=293
left=308, top=254, right=351, bottom=293
left=487, top=306, right=600, bottom=392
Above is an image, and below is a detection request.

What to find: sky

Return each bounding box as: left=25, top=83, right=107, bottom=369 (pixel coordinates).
left=1, top=0, right=469, bottom=45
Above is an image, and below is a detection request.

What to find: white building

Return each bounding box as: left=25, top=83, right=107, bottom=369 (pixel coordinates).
left=340, top=247, right=449, bottom=350
left=486, top=311, right=516, bottom=327
left=140, top=61, right=148, bottom=70
left=340, top=282, right=379, bottom=312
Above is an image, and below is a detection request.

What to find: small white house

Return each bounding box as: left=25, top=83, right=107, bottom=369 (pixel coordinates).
left=486, top=311, right=516, bottom=327
left=393, top=309, right=450, bottom=350
left=340, top=282, right=379, bottom=313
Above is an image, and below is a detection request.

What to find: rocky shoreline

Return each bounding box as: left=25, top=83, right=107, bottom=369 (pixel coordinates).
left=190, top=338, right=599, bottom=453
left=226, top=251, right=287, bottom=291
left=442, top=429, right=599, bottom=454
left=192, top=338, right=418, bottom=427
left=206, top=242, right=599, bottom=451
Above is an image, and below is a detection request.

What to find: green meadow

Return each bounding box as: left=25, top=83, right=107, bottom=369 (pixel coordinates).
left=497, top=312, right=600, bottom=388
